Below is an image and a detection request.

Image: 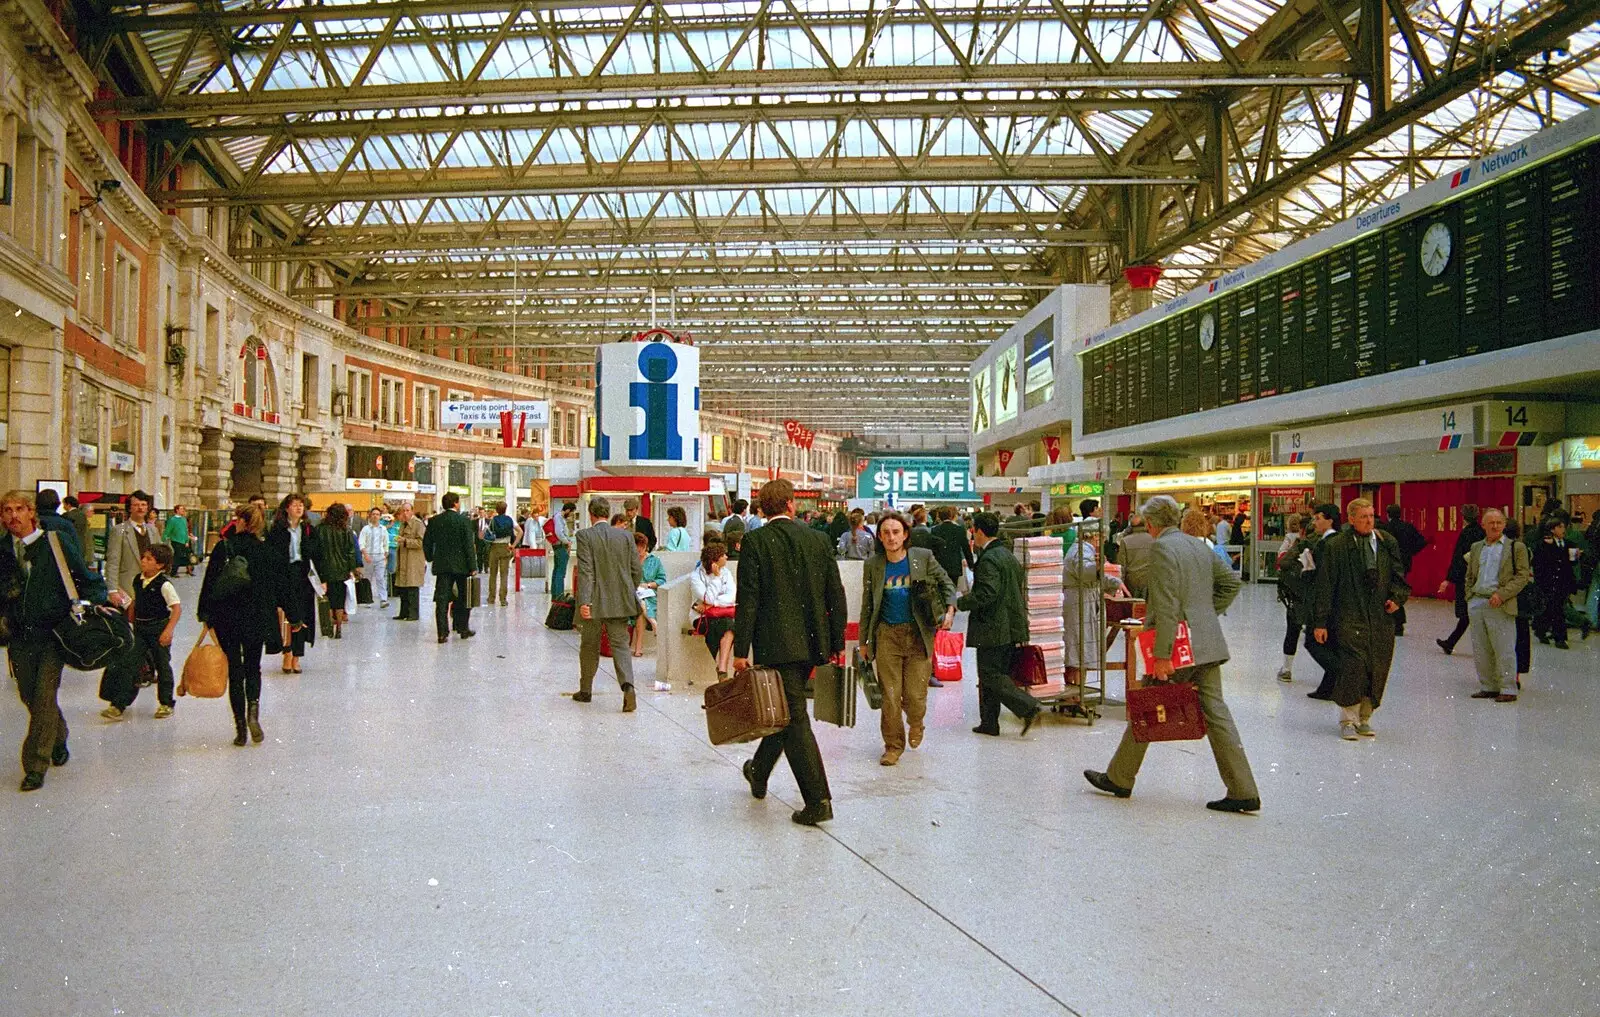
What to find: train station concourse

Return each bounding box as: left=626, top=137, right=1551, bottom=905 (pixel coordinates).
left=1, top=1, right=1599, bottom=1015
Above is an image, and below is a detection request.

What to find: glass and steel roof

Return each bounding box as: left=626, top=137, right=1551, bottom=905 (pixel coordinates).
left=88, top=0, right=1600, bottom=432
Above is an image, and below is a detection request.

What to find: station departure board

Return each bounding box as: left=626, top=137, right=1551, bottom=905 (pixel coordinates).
left=1080, top=136, right=1600, bottom=434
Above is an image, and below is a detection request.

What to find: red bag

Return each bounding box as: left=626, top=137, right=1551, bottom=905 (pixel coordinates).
left=1010, top=644, right=1048, bottom=687
left=1126, top=681, right=1208, bottom=743
left=932, top=630, right=965, bottom=682
left=1136, top=622, right=1196, bottom=673
left=543, top=518, right=559, bottom=547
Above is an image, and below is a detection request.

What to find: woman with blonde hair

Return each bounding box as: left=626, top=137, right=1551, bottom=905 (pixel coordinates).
left=1183, top=507, right=1235, bottom=568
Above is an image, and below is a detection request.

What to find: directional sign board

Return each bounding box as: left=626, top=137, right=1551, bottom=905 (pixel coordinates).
left=440, top=400, right=550, bottom=428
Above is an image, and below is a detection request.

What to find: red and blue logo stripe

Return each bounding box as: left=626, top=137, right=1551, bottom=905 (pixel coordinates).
left=1438, top=434, right=1463, bottom=451
left=1449, top=168, right=1471, bottom=189
left=1287, top=452, right=1306, bottom=463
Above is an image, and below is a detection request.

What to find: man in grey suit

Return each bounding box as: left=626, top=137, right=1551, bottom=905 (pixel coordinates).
left=573, top=496, right=643, bottom=712
left=1084, top=494, right=1261, bottom=813
left=104, top=490, right=165, bottom=597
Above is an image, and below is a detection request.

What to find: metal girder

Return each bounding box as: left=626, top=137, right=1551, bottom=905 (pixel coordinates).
left=98, top=62, right=1354, bottom=120
left=161, top=157, right=1195, bottom=206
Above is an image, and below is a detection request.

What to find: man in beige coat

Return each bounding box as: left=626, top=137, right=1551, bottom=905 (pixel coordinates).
left=1464, top=508, right=1532, bottom=702
left=392, top=504, right=426, bottom=622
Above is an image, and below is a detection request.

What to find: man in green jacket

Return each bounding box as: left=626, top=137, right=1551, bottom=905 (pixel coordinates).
left=957, top=511, right=1041, bottom=737
left=423, top=492, right=478, bottom=643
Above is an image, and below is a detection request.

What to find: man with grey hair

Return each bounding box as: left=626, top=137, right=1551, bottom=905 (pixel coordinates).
left=1461, top=508, right=1531, bottom=703
left=1085, top=494, right=1261, bottom=813
left=1114, top=512, right=1154, bottom=598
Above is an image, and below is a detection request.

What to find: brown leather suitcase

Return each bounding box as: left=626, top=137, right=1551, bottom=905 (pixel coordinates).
left=704, top=667, right=790, bottom=745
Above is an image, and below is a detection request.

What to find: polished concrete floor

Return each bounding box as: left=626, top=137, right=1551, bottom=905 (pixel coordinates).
left=2, top=575, right=1595, bottom=1017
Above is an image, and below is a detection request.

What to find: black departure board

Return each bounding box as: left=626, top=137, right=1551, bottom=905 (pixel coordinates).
left=1137, top=328, right=1154, bottom=424
left=1179, top=312, right=1200, bottom=414
left=1415, top=204, right=1462, bottom=365
left=1218, top=290, right=1238, bottom=406
left=1078, top=136, right=1600, bottom=437
left=1197, top=307, right=1219, bottom=410
left=1545, top=148, right=1597, bottom=341
left=1325, top=245, right=1356, bottom=384
left=1170, top=316, right=1193, bottom=415
left=1255, top=277, right=1280, bottom=397
left=1277, top=265, right=1303, bottom=394
left=1384, top=218, right=1419, bottom=372
left=1354, top=231, right=1385, bottom=377
left=1151, top=322, right=1169, bottom=421
left=1163, top=317, right=1182, bottom=418
left=1300, top=256, right=1328, bottom=389
left=1236, top=283, right=1258, bottom=401
left=1499, top=169, right=1544, bottom=348
left=1458, top=187, right=1498, bottom=357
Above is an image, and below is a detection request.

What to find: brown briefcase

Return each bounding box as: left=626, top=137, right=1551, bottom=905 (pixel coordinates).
left=703, top=667, right=790, bottom=745
left=1126, top=680, right=1208, bottom=743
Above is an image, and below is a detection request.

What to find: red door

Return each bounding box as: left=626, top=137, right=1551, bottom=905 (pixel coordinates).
left=1401, top=478, right=1513, bottom=598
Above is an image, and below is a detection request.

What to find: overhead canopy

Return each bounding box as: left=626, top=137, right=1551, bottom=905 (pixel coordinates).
left=84, top=0, right=1600, bottom=434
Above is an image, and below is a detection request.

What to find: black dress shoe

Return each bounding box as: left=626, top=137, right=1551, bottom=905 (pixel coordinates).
left=1470, top=690, right=1500, bottom=699
left=1436, top=638, right=1453, bottom=655
left=1393, top=628, right=1405, bottom=637
left=459, top=630, right=476, bottom=640
left=19, top=772, right=43, bottom=792
left=928, top=677, right=944, bottom=687
left=971, top=725, right=1000, bottom=736
left=437, top=634, right=449, bottom=644
left=51, top=744, right=69, bottom=767
left=791, top=799, right=833, bottom=826
left=1020, top=711, right=1040, bottom=737
left=1555, top=640, right=1569, bottom=650
left=743, top=759, right=766, bottom=800
left=1206, top=796, right=1261, bottom=813
left=1306, top=690, right=1334, bottom=701
left=571, top=691, right=592, bottom=703
left=1083, top=769, right=1132, bottom=798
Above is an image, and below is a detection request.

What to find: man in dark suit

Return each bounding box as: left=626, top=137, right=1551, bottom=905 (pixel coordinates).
left=1436, top=504, right=1484, bottom=654
left=623, top=498, right=657, bottom=553
left=1312, top=498, right=1409, bottom=740
left=422, top=491, right=478, bottom=643
left=1085, top=494, right=1260, bottom=812
left=930, top=507, right=974, bottom=589
left=2, top=489, right=113, bottom=791
left=957, top=511, right=1041, bottom=736
left=574, top=496, right=643, bottom=712
left=732, top=479, right=848, bottom=826
left=1378, top=504, right=1427, bottom=636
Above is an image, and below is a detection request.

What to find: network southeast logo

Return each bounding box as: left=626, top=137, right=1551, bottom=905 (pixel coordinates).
left=1449, top=168, right=1471, bottom=189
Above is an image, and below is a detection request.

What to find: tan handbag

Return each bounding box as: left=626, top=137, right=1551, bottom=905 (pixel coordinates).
left=180, top=627, right=229, bottom=699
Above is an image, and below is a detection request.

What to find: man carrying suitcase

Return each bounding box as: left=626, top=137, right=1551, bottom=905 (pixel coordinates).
left=732, top=479, right=848, bottom=826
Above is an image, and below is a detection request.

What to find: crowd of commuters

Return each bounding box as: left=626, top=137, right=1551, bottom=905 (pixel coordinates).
left=4, top=478, right=1594, bottom=807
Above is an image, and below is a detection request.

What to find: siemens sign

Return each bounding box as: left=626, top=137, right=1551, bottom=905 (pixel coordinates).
left=857, top=457, right=980, bottom=502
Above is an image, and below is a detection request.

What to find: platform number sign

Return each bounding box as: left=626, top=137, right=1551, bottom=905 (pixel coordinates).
left=1438, top=409, right=1464, bottom=451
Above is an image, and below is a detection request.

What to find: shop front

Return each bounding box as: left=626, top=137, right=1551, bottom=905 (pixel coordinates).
left=1134, top=465, right=1317, bottom=581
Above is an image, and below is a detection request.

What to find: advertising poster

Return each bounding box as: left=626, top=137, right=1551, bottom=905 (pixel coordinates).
left=995, top=344, right=1019, bottom=423
left=1023, top=318, right=1054, bottom=409
left=857, top=457, right=980, bottom=502
left=971, top=364, right=992, bottom=434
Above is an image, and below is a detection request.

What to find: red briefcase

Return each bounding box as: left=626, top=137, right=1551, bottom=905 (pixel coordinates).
left=1126, top=681, right=1207, bottom=743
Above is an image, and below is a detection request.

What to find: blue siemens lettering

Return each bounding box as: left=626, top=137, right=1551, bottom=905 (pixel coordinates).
left=629, top=343, right=683, bottom=460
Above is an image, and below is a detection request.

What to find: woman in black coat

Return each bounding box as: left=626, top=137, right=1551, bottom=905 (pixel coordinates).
left=198, top=505, right=287, bottom=746
left=1532, top=519, right=1579, bottom=648
left=267, top=492, right=318, bottom=673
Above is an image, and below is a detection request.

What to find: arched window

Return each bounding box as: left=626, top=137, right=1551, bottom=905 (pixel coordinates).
left=235, top=337, right=279, bottom=421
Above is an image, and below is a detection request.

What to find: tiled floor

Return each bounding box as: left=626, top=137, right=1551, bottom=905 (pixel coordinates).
left=2, top=576, right=1595, bottom=1017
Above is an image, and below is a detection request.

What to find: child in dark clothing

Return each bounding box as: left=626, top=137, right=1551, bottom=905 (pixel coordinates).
left=102, top=544, right=182, bottom=720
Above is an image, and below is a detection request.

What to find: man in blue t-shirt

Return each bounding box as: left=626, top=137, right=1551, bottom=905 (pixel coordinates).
left=485, top=501, right=520, bottom=607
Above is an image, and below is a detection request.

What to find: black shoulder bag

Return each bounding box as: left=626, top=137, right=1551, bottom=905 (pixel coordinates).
left=46, top=532, right=136, bottom=671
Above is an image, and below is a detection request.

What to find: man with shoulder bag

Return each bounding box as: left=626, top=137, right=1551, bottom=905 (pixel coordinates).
left=1085, top=494, right=1261, bottom=813
left=0, top=490, right=118, bottom=792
